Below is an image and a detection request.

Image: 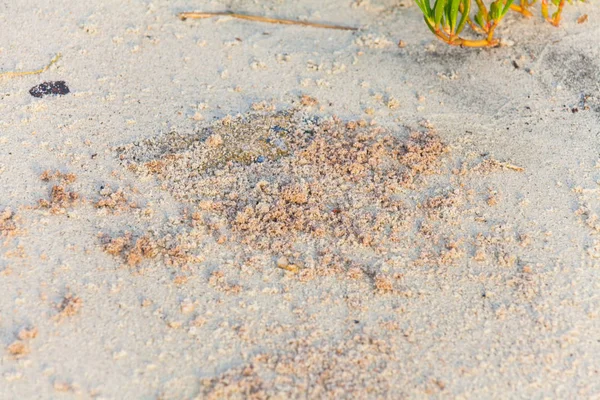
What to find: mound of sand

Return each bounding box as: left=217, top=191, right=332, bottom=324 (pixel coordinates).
left=113, top=110, right=525, bottom=289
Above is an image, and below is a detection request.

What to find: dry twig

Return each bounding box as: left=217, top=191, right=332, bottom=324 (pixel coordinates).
left=178, top=11, right=357, bottom=31
left=0, top=53, right=62, bottom=80
left=498, top=162, right=525, bottom=172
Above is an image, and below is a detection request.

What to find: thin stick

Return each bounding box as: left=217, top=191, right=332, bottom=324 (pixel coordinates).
left=0, top=53, right=62, bottom=80
left=498, top=162, right=525, bottom=172
left=178, top=11, right=358, bottom=31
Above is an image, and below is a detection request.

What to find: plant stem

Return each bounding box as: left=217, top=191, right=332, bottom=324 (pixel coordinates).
left=541, top=0, right=549, bottom=19
left=551, top=0, right=565, bottom=26
left=509, top=3, right=534, bottom=17
left=433, top=29, right=499, bottom=47
left=467, top=17, right=486, bottom=34
left=486, top=22, right=498, bottom=42
left=473, top=0, right=490, bottom=25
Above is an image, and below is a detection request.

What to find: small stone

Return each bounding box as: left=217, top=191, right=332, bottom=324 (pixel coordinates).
left=277, top=257, right=299, bottom=273
left=277, top=256, right=289, bottom=268
left=29, top=81, right=70, bottom=98
left=7, top=341, right=29, bottom=357
left=4, top=371, right=23, bottom=381
left=113, top=350, right=128, bottom=359
left=206, top=134, right=223, bottom=148
left=53, top=382, right=71, bottom=392
left=387, top=97, right=400, bottom=109
left=17, top=327, right=38, bottom=341
left=180, top=299, right=195, bottom=314
left=300, top=95, right=318, bottom=107
left=167, top=321, right=182, bottom=329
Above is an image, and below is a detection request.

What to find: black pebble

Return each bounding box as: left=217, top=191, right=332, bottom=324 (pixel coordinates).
left=29, top=81, right=70, bottom=98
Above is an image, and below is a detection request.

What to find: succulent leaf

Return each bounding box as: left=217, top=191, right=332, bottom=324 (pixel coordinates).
left=474, top=10, right=485, bottom=28
left=455, top=0, right=471, bottom=34
left=414, top=0, right=432, bottom=17
left=502, top=0, right=515, bottom=16
left=449, top=0, right=462, bottom=32
left=434, top=0, right=448, bottom=26
left=489, top=1, right=501, bottom=20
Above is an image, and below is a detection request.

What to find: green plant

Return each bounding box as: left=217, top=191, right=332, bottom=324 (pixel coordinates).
left=413, top=0, right=572, bottom=47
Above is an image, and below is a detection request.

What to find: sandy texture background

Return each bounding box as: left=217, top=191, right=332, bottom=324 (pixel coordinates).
left=1, top=0, right=599, bottom=398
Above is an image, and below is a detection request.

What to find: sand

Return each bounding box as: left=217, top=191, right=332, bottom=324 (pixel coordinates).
left=1, top=0, right=600, bottom=398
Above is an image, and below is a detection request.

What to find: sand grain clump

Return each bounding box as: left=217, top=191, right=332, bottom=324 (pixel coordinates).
left=115, top=110, right=515, bottom=284
left=56, top=294, right=82, bottom=320
left=113, top=110, right=530, bottom=285
left=95, top=186, right=138, bottom=212
left=38, top=171, right=79, bottom=214
left=0, top=208, right=16, bottom=236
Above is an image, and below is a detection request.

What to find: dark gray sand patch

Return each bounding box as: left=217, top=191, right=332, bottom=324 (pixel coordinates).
left=118, top=110, right=316, bottom=183
left=539, top=48, right=600, bottom=114
left=544, top=49, right=600, bottom=96
left=200, top=334, right=397, bottom=399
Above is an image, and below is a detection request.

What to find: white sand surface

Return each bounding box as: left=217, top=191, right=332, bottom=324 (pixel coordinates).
left=1, top=0, right=600, bottom=398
